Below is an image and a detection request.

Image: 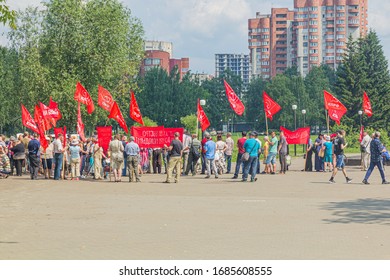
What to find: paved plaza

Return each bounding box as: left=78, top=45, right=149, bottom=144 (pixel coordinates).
left=1, top=158, right=390, bottom=260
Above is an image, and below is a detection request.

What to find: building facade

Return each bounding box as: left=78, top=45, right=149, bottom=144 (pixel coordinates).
left=215, top=53, right=251, bottom=90
left=248, top=0, right=368, bottom=78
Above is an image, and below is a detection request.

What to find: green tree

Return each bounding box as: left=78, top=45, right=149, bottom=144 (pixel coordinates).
left=0, top=0, right=16, bottom=29
left=243, top=77, right=268, bottom=131
left=180, top=114, right=197, bottom=133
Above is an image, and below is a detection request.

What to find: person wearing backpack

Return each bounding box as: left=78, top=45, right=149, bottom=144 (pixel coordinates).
left=184, top=134, right=201, bottom=176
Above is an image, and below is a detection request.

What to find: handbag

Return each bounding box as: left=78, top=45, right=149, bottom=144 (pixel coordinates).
left=241, top=142, right=257, bottom=162
left=318, top=148, right=325, bottom=158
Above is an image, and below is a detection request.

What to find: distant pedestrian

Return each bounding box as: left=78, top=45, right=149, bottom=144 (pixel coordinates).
left=232, top=131, right=247, bottom=179
left=304, top=138, right=313, bottom=171
left=224, top=132, right=234, bottom=174
left=53, top=133, right=64, bottom=180
left=125, top=136, right=141, bottom=182
left=329, top=130, right=352, bottom=184
left=360, top=131, right=371, bottom=171
left=69, top=139, right=81, bottom=180
left=27, top=133, right=40, bottom=180
left=278, top=131, right=288, bottom=174
left=164, top=132, right=183, bottom=183
left=322, top=135, right=333, bottom=172
left=362, top=131, right=389, bottom=185
left=109, top=134, right=124, bottom=182
left=204, top=134, right=218, bottom=179
left=314, top=134, right=324, bottom=172
left=242, top=132, right=260, bottom=182
left=184, top=134, right=201, bottom=176
left=10, top=137, right=25, bottom=177
left=265, top=131, right=278, bottom=175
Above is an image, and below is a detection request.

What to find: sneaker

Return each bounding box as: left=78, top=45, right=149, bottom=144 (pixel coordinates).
left=382, top=181, right=390, bottom=185
left=362, top=179, right=370, bottom=185
left=205, top=175, right=210, bottom=179
left=250, top=178, right=258, bottom=182
left=346, top=178, right=352, bottom=184
left=329, top=179, right=336, bottom=184
left=215, top=176, right=218, bottom=179
left=241, top=179, right=247, bottom=182
left=232, top=176, right=238, bottom=179
left=271, top=172, right=275, bottom=175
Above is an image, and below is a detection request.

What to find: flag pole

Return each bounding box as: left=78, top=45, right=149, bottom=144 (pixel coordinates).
left=325, top=109, right=329, bottom=135
left=265, top=112, right=269, bottom=135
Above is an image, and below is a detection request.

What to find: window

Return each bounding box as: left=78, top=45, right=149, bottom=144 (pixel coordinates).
left=309, top=28, right=318, bottom=32
left=276, top=21, right=287, bottom=25
left=310, top=56, right=319, bottom=61
left=276, top=27, right=286, bottom=31
left=309, top=20, right=318, bottom=25
left=276, top=14, right=287, bottom=18
left=310, top=42, right=318, bottom=47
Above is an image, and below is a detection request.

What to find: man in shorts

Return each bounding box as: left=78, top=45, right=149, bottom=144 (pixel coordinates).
left=265, top=131, right=278, bottom=175
left=329, top=130, right=352, bottom=184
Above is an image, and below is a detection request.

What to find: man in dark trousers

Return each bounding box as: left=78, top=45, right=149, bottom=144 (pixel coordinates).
left=232, top=131, right=247, bottom=179
left=27, top=133, right=40, bottom=180
left=362, top=131, right=389, bottom=185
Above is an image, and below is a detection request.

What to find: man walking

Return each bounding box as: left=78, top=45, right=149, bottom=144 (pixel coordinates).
left=278, top=130, right=288, bottom=174
left=204, top=134, right=218, bottom=179
left=232, top=131, right=247, bottom=179
left=164, top=132, right=183, bottom=183
left=360, top=131, right=371, bottom=171
left=225, top=132, right=234, bottom=174
left=125, top=136, right=141, bottom=182
left=362, top=132, right=389, bottom=185
left=242, top=132, right=260, bottom=182
left=329, top=130, right=352, bottom=184
left=53, top=133, right=64, bottom=180
left=27, top=133, right=40, bottom=180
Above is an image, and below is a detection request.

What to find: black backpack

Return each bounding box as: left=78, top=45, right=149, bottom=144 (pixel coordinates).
left=191, top=144, right=200, bottom=161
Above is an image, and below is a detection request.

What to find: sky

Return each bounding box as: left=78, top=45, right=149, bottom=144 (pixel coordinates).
left=3, top=0, right=390, bottom=75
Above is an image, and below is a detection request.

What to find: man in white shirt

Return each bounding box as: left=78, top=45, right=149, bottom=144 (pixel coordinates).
left=182, top=130, right=192, bottom=175
left=360, top=131, right=371, bottom=171
left=53, top=133, right=64, bottom=180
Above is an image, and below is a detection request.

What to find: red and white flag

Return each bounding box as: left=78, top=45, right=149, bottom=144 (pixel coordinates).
left=280, top=126, right=311, bottom=145
left=21, top=104, right=40, bottom=134
left=263, top=91, right=282, bottom=121
left=74, top=82, right=95, bottom=114
left=129, top=91, right=144, bottom=126
left=323, top=90, right=347, bottom=125
left=98, top=85, right=115, bottom=112
left=48, top=97, right=62, bottom=120
left=109, top=101, right=129, bottom=134
left=223, top=80, right=245, bottom=116
left=363, top=91, right=372, bottom=117
left=77, top=102, right=86, bottom=141
left=197, top=99, right=210, bottom=131
left=40, top=102, right=57, bottom=127
left=34, top=104, right=51, bottom=132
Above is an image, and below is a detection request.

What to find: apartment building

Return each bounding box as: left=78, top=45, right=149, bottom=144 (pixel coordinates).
left=248, top=0, right=368, bottom=78
left=215, top=53, right=251, bottom=90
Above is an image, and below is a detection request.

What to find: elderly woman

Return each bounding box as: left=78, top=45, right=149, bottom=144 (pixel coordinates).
left=108, top=134, right=124, bottom=182
left=10, top=137, right=25, bottom=177
left=0, top=146, right=11, bottom=178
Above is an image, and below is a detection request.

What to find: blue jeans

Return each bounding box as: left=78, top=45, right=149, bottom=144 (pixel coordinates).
left=122, top=154, right=127, bottom=176
left=234, top=153, right=243, bottom=177
left=364, top=160, right=386, bottom=181
left=225, top=154, right=232, bottom=173
left=54, top=153, right=63, bottom=180
left=243, top=156, right=258, bottom=181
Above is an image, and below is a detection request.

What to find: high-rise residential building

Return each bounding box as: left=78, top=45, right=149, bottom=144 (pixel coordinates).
left=215, top=53, right=251, bottom=90
left=248, top=0, right=368, bottom=78
left=140, top=41, right=189, bottom=80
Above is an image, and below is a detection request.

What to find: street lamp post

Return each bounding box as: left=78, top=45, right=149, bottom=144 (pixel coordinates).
left=196, top=100, right=206, bottom=138
left=292, top=105, right=297, bottom=156
left=358, top=110, right=363, bottom=168
left=302, top=109, right=306, bottom=153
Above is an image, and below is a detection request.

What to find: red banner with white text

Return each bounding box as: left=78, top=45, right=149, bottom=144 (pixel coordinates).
left=96, top=126, right=112, bottom=153
left=280, top=126, right=311, bottom=145
left=130, top=126, right=184, bottom=148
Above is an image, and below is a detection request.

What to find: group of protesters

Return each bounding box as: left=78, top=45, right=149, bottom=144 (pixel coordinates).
left=0, top=128, right=389, bottom=185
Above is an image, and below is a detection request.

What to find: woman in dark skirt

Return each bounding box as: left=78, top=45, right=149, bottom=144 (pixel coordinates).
left=304, top=138, right=313, bottom=171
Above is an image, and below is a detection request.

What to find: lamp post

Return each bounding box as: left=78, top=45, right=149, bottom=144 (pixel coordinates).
left=358, top=110, right=363, bottom=126
left=292, top=105, right=297, bottom=156
left=197, top=99, right=206, bottom=138
left=302, top=109, right=306, bottom=127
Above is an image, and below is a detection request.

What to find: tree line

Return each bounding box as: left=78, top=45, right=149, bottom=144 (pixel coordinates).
left=0, top=0, right=389, bottom=136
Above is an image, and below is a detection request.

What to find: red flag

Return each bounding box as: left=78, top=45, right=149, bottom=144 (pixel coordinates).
left=74, top=82, right=95, bottom=114
left=40, top=102, right=57, bottom=127
left=223, top=80, right=245, bottom=116
left=280, top=126, right=311, bottom=145
left=98, top=85, right=115, bottom=112
left=263, top=91, right=282, bottom=121
left=197, top=99, right=210, bottom=131
left=129, top=91, right=144, bottom=126
left=323, top=90, right=347, bottom=125
left=359, top=125, right=364, bottom=142
left=54, top=127, right=64, bottom=139
left=109, top=102, right=129, bottom=134
left=21, top=104, right=40, bottom=134
left=49, top=97, right=62, bottom=120
left=77, top=102, right=86, bottom=141
left=34, top=105, right=51, bottom=132
left=363, top=92, right=372, bottom=117
left=96, top=126, right=112, bottom=153
left=39, top=133, right=48, bottom=151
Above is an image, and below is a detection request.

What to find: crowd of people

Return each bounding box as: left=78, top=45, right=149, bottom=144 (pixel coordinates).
left=0, top=129, right=389, bottom=184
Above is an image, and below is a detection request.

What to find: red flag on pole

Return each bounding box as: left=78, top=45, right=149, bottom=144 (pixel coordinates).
left=129, top=91, right=144, bottom=126
left=197, top=99, right=210, bottom=131
left=280, top=126, right=311, bottom=145
left=34, top=105, right=51, bottom=132
left=263, top=91, right=282, bottom=121
left=363, top=92, right=372, bottom=117
left=359, top=125, right=364, bottom=142
left=74, top=82, right=95, bottom=114
left=49, top=97, right=62, bottom=120
left=21, top=104, right=40, bottom=134
left=323, top=90, right=347, bottom=125
left=223, top=80, right=245, bottom=116
left=109, top=102, right=129, bottom=134
left=54, top=127, right=64, bottom=139
left=40, top=102, right=57, bottom=127
left=77, top=102, right=86, bottom=142
left=98, top=85, right=115, bottom=112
